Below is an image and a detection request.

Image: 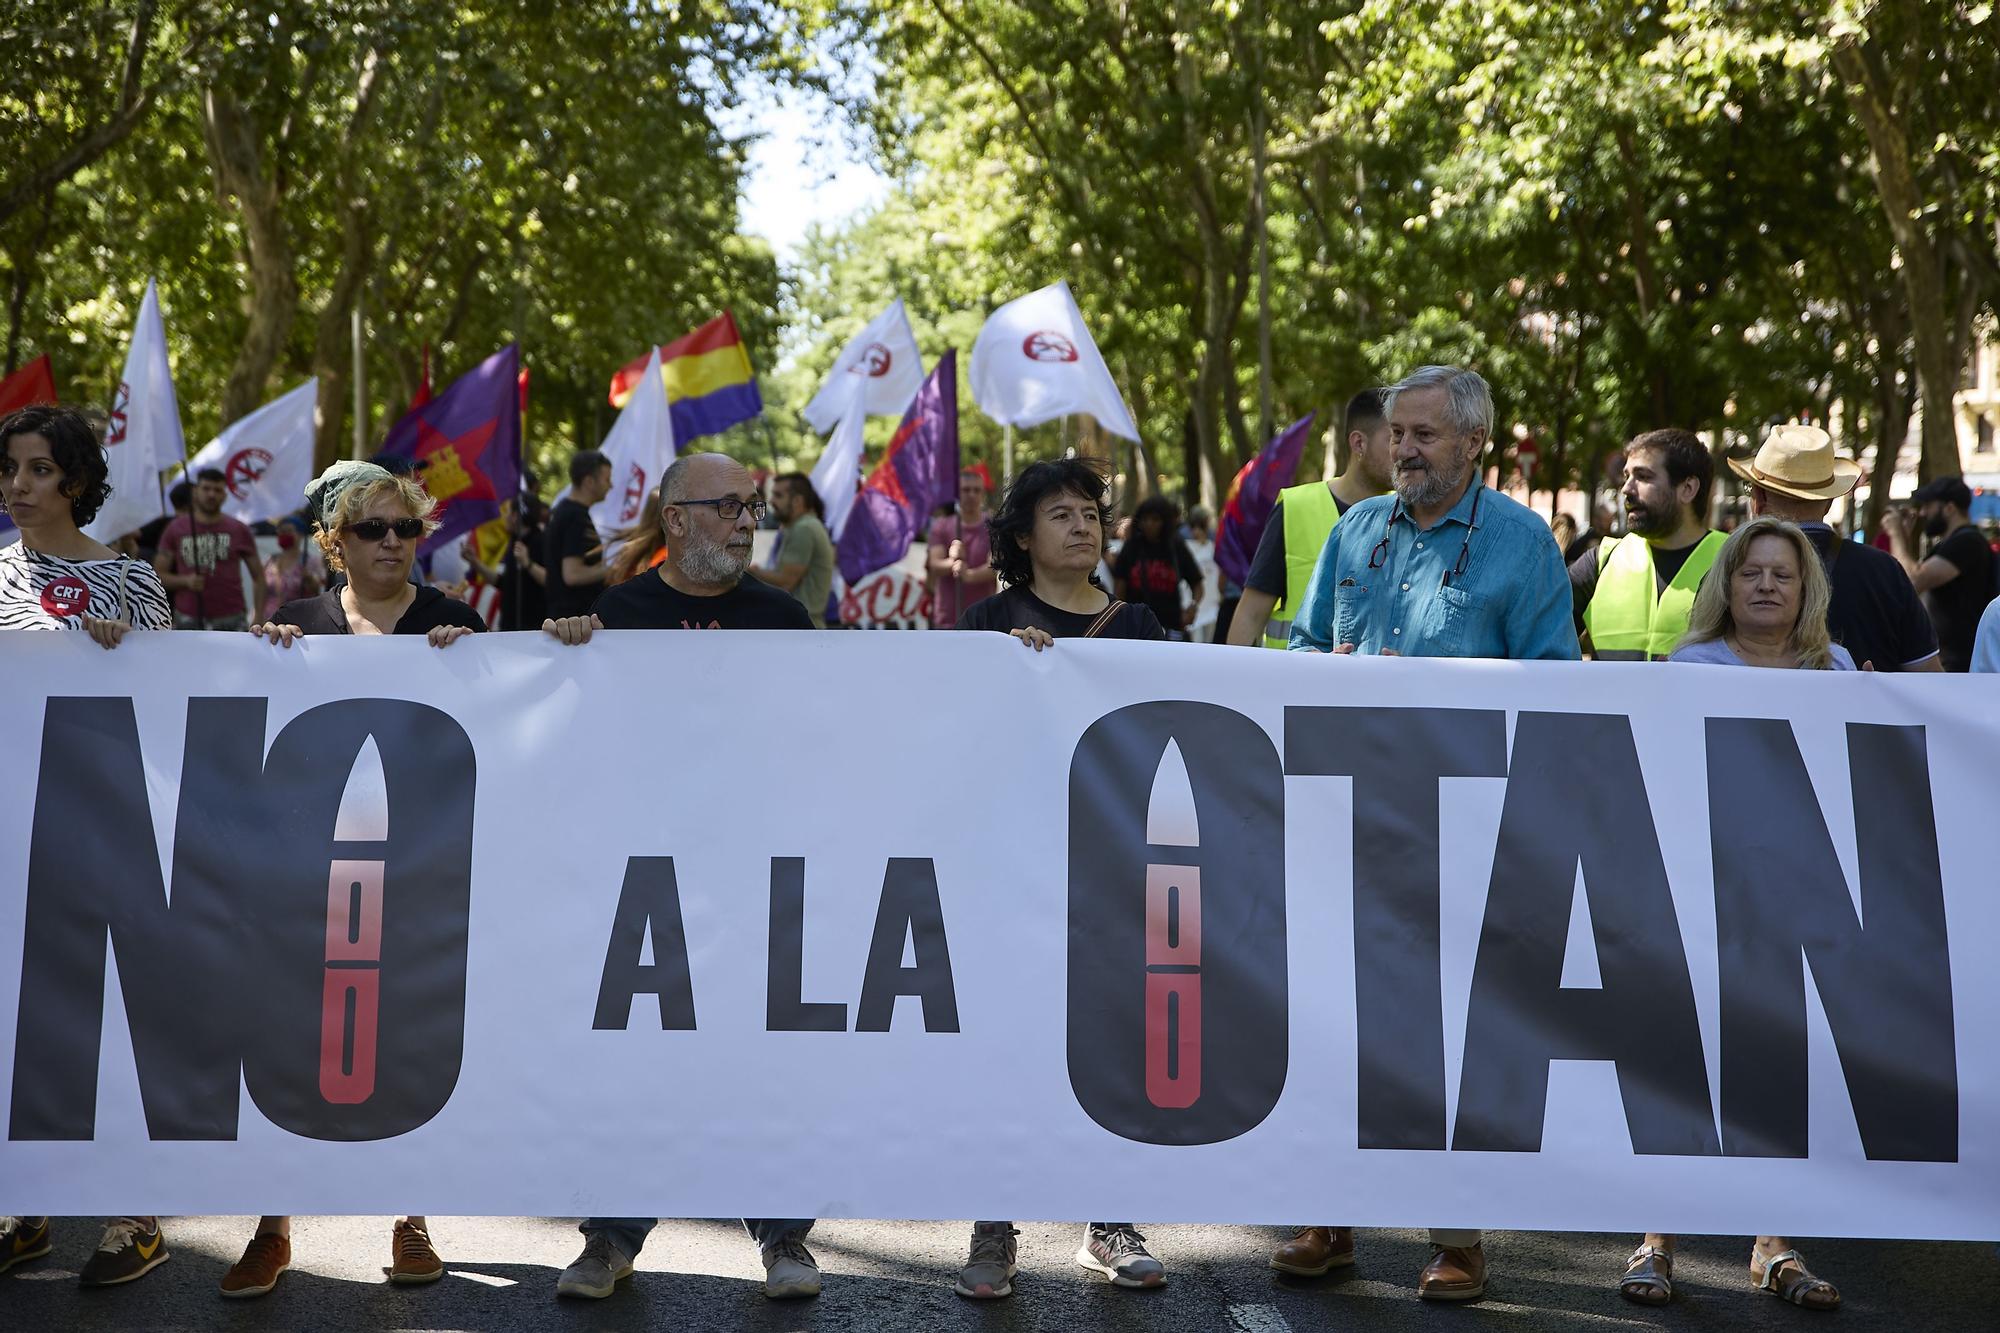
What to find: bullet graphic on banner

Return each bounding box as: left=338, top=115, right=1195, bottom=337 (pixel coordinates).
left=1144, top=741, right=1202, bottom=1109
left=321, top=739, right=390, bottom=1105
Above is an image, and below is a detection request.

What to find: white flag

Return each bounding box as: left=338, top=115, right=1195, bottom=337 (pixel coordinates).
left=84, top=278, right=182, bottom=542
left=590, top=345, right=677, bottom=549
left=802, top=297, right=925, bottom=433
left=182, top=379, right=317, bottom=526
left=968, top=280, right=1139, bottom=441
left=810, top=377, right=868, bottom=541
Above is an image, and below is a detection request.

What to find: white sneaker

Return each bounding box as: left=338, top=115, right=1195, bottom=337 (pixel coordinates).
left=556, top=1234, right=633, bottom=1299
left=761, top=1235, right=822, bottom=1299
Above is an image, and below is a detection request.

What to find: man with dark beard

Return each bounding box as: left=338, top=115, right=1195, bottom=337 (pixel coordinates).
left=1570, top=429, right=1727, bottom=659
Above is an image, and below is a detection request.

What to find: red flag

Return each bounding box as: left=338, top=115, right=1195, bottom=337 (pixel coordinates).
left=0, top=355, right=59, bottom=416
left=411, top=345, right=433, bottom=409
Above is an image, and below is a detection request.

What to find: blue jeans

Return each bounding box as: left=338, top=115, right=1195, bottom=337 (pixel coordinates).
left=580, top=1217, right=813, bottom=1259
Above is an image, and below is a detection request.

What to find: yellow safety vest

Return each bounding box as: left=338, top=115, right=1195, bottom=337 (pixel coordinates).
left=1583, top=530, right=1727, bottom=660
left=1262, top=482, right=1343, bottom=649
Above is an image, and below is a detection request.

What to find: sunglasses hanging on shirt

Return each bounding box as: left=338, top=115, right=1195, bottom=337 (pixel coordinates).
left=1368, top=486, right=1482, bottom=587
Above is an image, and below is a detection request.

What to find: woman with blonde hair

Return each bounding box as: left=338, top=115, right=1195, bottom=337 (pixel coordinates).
left=251, top=460, right=484, bottom=645
left=1668, top=515, right=1854, bottom=670
left=1618, top=515, right=1849, bottom=1312
left=230, top=461, right=479, bottom=1297
left=606, top=484, right=668, bottom=585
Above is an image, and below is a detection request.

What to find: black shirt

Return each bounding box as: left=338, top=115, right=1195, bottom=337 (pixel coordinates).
left=543, top=498, right=602, bottom=620
left=272, top=585, right=486, bottom=635
left=956, top=585, right=1167, bottom=640
left=1801, top=525, right=1938, bottom=671
left=591, top=569, right=815, bottom=630
left=1245, top=492, right=1354, bottom=598
left=1112, top=536, right=1203, bottom=634
left=1923, top=525, right=1997, bottom=672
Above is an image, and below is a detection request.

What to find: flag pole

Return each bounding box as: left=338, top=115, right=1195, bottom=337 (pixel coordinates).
left=350, top=301, right=365, bottom=460
left=1003, top=424, right=1014, bottom=488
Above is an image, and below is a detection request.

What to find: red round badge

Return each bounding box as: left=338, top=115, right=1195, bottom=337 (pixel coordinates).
left=1022, top=330, right=1079, bottom=363
left=41, top=575, right=91, bottom=620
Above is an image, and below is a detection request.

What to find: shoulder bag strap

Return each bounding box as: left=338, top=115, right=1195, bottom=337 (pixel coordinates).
left=115, top=555, right=133, bottom=626
left=1081, top=598, right=1127, bottom=639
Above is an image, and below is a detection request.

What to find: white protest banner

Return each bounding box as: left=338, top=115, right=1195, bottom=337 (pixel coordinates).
left=1, top=633, right=1996, bottom=1239
left=84, top=278, right=180, bottom=543
left=182, top=379, right=318, bottom=526
left=969, top=280, right=1139, bottom=441
left=802, top=297, right=925, bottom=434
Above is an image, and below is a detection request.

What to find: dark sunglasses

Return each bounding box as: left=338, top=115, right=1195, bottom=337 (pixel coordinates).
left=342, top=517, right=426, bottom=542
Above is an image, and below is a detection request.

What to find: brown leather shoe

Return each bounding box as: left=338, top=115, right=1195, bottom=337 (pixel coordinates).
left=1269, top=1227, right=1356, bottom=1277
left=1417, top=1244, right=1486, bottom=1301
left=389, top=1220, right=445, bottom=1284
left=219, top=1231, right=291, bottom=1299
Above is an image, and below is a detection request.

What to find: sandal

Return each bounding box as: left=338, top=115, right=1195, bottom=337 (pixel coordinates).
left=1753, top=1248, right=1841, bottom=1310
left=1618, top=1245, right=1673, bottom=1305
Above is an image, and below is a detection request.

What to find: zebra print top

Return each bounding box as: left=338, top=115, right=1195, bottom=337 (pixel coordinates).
left=0, top=543, right=173, bottom=632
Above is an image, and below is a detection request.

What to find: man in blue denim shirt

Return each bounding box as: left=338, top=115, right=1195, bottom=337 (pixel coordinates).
left=1285, top=365, right=1576, bottom=1305
left=1289, top=365, right=1578, bottom=664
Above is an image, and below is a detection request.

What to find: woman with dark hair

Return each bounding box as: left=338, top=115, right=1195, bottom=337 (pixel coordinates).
left=956, top=457, right=1165, bottom=645
left=0, top=404, right=176, bottom=1288
left=1112, top=494, right=1203, bottom=640
left=0, top=404, right=171, bottom=642
left=949, top=457, right=1168, bottom=1300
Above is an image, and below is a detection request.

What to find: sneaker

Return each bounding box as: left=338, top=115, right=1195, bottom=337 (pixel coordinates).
left=219, top=1231, right=291, bottom=1298
left=79, top=1217, right=170, bottom=1287
left=954, top=1222, right=1019, bottom=1299
left=556, top=1234, right=633, bottom=1299
left=1077, top=1223, right=1166, bottom=1289
left=2, top=1216, right=52, bottom=1273
left=389, top=1220, right=445, bottom=1285
left=760, top=1235, right=822, bottom=1299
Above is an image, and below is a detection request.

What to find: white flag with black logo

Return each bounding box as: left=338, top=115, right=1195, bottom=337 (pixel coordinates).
left=802, top=297, right=925, bottom=433
left=84, top=278, right=181, bottom=542
left=968, top=280, right=1139, bottom=441
left=182, top=379, right=318, bottom=526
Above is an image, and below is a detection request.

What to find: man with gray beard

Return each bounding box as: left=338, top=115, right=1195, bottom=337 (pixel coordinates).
left=1286, top=365, right=1576, bottom=1303
left=544, top=451, right=815, bottom=638
left=540, top=454, right=817, bottom=1302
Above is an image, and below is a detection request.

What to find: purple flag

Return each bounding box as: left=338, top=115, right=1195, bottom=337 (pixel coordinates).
left=836, top=349, right=960, bottom=584
left=377, top=344, right=523, bottom=554
left=1214, top=411, right=1314, bottom=587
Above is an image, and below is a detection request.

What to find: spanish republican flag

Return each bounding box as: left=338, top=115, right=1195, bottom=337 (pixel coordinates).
left=607, top=311, right=762, bottom=444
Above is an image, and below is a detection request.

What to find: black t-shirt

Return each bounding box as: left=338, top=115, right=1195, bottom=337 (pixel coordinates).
left=591, top=569, right=815, bottom=630
left=1112, top=536, right=1203, bottom=633
left=1802, top=525, right=1938, bottom=671
left=955, top=585, right=1167, bottom=640
left=543, top=498, right=602, bottom=620
left=1245, top=492, right=1354, bottom=598
left=1568, top=534, right=1709, bottom=627
left=1924, top=525, right=1998, bottom=672
left=272, top=585, right=486, bottom=635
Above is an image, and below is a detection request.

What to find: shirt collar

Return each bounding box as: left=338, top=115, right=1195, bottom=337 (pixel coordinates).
left=1390, top=479, right=1486, bottom=532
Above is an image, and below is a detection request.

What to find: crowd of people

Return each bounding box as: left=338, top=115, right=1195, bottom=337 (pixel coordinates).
left=3, top=359, right=1996, bottom=1307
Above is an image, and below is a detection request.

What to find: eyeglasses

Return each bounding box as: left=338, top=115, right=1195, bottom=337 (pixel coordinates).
left=671, top=497, right=768, bottom=522
left=1368, top=486, right=1482, bottom=587
left=342, top=517, right=426, bottom=542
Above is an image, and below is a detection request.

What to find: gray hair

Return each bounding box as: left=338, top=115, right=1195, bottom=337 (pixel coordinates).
left=1385, top=365, right=1495, bottom=441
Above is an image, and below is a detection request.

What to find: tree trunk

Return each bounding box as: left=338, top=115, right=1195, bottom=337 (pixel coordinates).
left=201, top=87, right=299, bottom=425
left=1863, top=368, right=1915, bottom=535
left=1832, top=35, right=1963, bottom=481
left=308, top=48, right=387, bottom=468
left=1249, top=2, right=1275, bottom=446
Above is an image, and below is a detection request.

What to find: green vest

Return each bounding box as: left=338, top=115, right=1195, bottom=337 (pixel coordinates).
left=1262, top=482, right=1343, bottom=649
left=1584, top=530, right=1727, bottom=660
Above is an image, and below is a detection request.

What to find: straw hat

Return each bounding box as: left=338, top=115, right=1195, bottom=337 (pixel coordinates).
left=1726, top=424, right=1861, bottom=502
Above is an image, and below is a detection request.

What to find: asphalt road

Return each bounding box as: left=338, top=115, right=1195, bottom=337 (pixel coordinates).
left=6, top=1216, right=1994, bottom=1331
